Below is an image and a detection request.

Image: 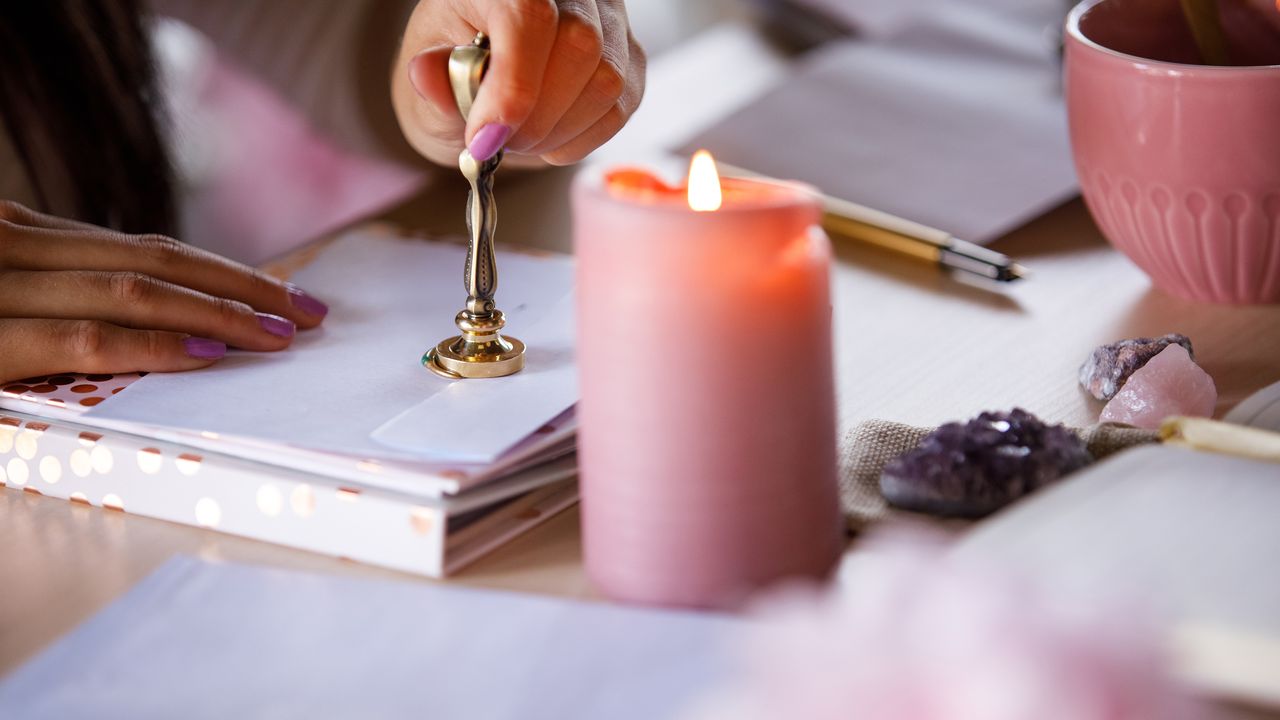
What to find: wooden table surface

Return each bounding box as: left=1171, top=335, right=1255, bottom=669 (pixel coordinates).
left=4, top=186, right=1278, bottom=680
left=3, top=8, right=1280, bottom=711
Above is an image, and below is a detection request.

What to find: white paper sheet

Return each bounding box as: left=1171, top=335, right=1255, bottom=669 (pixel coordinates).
left=954, top=446, right=1280, bottom=641
left=0, top=557, right=737, bottom=720
left=952, top=444, right=1280, bottom=705
left=1224, top=379, right=1280, bottom=432
left=682, top=0, right=1077, bottom=244
left=87, top=231, right=576, bottom=462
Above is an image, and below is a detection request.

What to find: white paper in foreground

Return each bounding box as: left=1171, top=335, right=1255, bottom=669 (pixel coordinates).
left=952, top=445, right=1280, bottom=705
left=955, top=445, right=1280, bottom=648
left=1224, top=379, right=1280, bottom=432
left=88, top=230, right=576, bottom=462
left=0, top=557, right=736, bottom=720
left=682, top=0, right=1077, bottom=244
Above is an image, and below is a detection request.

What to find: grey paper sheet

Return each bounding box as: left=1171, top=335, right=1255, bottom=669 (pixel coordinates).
left=0, top=557, right=737, bottom=720
left=790, top=0, right=1068, bottom=42
left=683, top=1, right=1076, bottom=243
left=87, top=231, right=576, bottom=462
left=954, top=445, right=1280, bottom=639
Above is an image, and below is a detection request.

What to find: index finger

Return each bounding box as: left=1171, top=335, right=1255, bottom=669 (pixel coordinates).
left=1, top=225, right=329, bottom=328
left=465, top=0, right=561, bottom=151
left=0, top=200, right=102, bottom=233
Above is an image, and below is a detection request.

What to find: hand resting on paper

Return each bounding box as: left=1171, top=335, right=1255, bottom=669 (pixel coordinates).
left=0, top=202, right=328, bottom=384
left=393, top=0, right=647, bottom=168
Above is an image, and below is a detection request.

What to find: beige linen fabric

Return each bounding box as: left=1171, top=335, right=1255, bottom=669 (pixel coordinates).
left=838, top=421, right=1160, bottom=531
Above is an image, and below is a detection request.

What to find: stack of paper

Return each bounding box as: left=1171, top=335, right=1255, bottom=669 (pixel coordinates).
left=0, top=226, right=581, bottom=576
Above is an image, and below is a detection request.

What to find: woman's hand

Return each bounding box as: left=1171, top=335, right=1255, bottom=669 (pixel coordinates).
left=0, top=202, right=328, bottom=384
left=392, top=0, right=646, bottom=168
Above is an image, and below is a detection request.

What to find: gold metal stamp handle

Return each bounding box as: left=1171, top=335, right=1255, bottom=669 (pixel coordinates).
left=423, top=31, right=524, bottom=379
left=448, top=32, right=490, bottom=121
left=450, top=32, right=503, bottom=320
left=460, top=150, right=500, bottom=317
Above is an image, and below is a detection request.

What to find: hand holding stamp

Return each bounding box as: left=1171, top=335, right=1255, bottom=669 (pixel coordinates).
left=424, top=33, right=525, bottom=379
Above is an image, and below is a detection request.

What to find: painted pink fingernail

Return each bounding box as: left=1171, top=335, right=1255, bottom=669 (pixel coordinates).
left=257, top=313, right=296, bottom=338
left=469, top=124, right=512, bottom=163
left=184, top=337, right=226, bottom=360
left=287, top=284, right=329, bottom=319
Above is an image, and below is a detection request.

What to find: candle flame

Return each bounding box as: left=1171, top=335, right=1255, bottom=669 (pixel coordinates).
left=687, top=150, right=722, bottom=212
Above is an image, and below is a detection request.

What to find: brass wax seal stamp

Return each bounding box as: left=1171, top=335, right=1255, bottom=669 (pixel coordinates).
left=424, top=33, right=525, bottom=379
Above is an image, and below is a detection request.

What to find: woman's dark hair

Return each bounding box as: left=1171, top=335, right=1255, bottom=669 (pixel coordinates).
left=0, top=0, right=176, bottom=236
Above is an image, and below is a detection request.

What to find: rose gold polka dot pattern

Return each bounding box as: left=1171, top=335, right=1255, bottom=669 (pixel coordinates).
left=4, top=373, right=143, bottom=414
left=409, top=507, right=434, bottom=535
left=175, top=453, right=203, bottom=476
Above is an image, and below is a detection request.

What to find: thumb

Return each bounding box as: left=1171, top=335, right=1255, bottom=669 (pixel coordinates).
left=408, top=46, right=464, bottom=122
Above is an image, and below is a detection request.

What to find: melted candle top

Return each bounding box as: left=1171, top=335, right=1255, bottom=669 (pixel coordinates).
left=603, top=167, right=809, bottom=212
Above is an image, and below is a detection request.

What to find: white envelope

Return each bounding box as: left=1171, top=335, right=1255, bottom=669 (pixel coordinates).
left=371, top=294, right=579, bottom=463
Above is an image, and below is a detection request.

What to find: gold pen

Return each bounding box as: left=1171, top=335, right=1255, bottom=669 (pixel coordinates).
left=720, top=162, right=1027, bottom=283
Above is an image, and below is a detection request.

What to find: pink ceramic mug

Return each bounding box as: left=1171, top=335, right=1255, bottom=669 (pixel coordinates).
left=1065, top=0, right=1280, bottom=304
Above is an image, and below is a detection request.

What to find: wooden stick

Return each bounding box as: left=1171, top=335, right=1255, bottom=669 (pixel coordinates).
left=1180, top=0, right=1230, bottom=65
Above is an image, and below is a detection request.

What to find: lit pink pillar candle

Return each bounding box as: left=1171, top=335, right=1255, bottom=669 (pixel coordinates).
left=573, top=153, right=843, bottom=609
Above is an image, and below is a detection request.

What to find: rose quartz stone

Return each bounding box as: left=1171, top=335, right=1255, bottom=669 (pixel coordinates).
left=1100, top=344, right=1216, bottom=429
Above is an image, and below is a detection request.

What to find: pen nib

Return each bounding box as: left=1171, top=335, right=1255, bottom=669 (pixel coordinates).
left=1003, top=263, right=1029, bottom=282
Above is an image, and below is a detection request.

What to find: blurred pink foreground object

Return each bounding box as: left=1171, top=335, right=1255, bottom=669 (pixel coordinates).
left=682, top=527, right=1197, bottom=720
left=1100, top=345, right=1217, bottom=430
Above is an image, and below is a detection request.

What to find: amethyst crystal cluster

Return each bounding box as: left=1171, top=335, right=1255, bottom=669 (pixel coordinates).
left=880, top=409, right=1091, bottom=518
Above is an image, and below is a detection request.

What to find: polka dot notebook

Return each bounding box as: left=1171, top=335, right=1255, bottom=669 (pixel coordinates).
left=0, top=225, right=580, bottom=578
